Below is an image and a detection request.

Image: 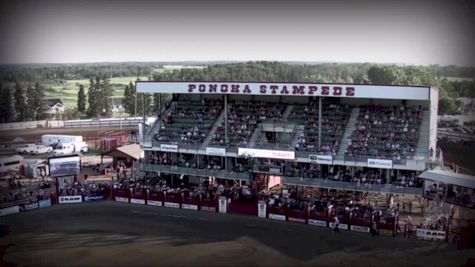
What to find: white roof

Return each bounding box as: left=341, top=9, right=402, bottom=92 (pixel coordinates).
left=419, top=169, right=475, bottom=189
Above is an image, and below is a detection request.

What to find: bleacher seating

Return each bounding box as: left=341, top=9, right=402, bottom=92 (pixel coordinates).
left=345, top=105, right=424, bottom=162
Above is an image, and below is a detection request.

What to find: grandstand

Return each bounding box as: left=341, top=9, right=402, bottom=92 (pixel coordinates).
left=136, top=82, right=440, bottom=197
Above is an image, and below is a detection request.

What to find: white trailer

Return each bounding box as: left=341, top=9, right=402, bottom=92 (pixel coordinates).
left=0, top=155, right=23, bottom=174
left=52, top=141, right=89, bottom=156
left=42, top=135, right=83, bottom=146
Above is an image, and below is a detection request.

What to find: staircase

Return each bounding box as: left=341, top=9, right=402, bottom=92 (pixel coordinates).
left=416, top=110, right=431, bottom=160
left=282, top=105, right=294, bottom=119
left=290, top=125, right=305, bottom=149
left=248, top=123, right=263, bottom=147
left=335, top=107, right=360, bottom=161
left=201, top=107, right=227, bottom=149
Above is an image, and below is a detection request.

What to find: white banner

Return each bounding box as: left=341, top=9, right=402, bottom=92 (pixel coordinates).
left=329, top=222, right=349, bottom=230
left=416, top=228, right=446, bottom=240
left=59, top=195, right=83, bottom=204
left=257, top=201, right=267, bottom=218
left=269, top=213, right=286, bottom=221
left=206, top=147, right=226, bottom=156
left=137, top=82, right=430, bottom=101
left=160, top=144, right=178, bottom=152
left=288, top=217, right=306, bottom=223
left=308, top=219, right=327, bottom=227
left=238, top=148, right=295, bottom=160
left=182, top=204, right=199, bottom=210
left=351, top=225, right=370, bottom=233
left=147, top=200, right=163, bottom=206
left=22, top=202, right=39, bottom=211
left=0, top=205, right=20, bottom=216
left=164, top=202, right=180, bottom=208
left=218, top=196, right=227, bottom=213
left=309, top=154, right=333, bottom=165
left=115, top=197, right=129, bottom=203
left=367, top=158, right=393, bottom=169
left=200, top=206, right=216, bottom=212
left=130, top=198, right=145, bottom=205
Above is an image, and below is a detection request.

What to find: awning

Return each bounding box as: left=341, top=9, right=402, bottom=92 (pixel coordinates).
left=102, top=144, right=143, bottom=160
left=419, top=169, right=475, bottom=189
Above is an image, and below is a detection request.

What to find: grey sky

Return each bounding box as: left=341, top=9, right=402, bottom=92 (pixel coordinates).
left=0, top=0, right=474, bottom=66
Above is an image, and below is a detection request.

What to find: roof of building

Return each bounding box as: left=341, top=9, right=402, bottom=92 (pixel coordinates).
left=46, top=98, right=64, bottom=108
left=102, top=144, right=142, bottom=160
left=419, top=169, right=475, bottom=189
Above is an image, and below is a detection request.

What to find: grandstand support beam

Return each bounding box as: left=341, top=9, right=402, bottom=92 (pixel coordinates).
left=225, top=94, right=228, bottom=144
left=318, top=97, right=322, bottom=148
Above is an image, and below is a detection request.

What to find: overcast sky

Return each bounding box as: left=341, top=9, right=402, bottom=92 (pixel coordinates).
left=0, top=0, right=474, bottom=66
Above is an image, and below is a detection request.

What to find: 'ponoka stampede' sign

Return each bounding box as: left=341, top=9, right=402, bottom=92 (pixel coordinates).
left=136, top=82, right=431, bottom=100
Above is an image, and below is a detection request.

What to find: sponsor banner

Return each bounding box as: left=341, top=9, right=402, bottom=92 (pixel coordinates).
left=367, top=158, right=393, bottom=169
left=38, top=199, right=52, bottom=208
left=59, top=195, right=83, bottom=204
left=147, top=200, right=163, bottom=206
left=164, top=202, right=180, bottom=208
left=238, top=147, right=295, bottom=160
left=288, top=217, right=306, bottom=223
left=308, top=219, right=327, bottom=227
left=130, top=198, right=146, bottom=205
left=329, top=222, right=349, bottom=230
left=20, top=202, right=39, bottom=212
left=182, top=204, right=199, bottom=210
left=269, top=213, right=286, bottom=221
left=309, top=154, right=333, bottom=165
left=0, top=206, right=20, bottom=216
left=218, top=196, right=227, bottom=213
left=257, top=202, right=267, bottom=218
left=206, top=147, right=226, bottom=156
left=200, top=206, right=216, bottom=212
left=137, top=82, right=430, bottom=101
left=115, top=197, right=129, bottom=203
left=351, top=225, right=370, bottom=233
left=84, top=195, right=106, bottom=202
left=160, top=144, right=178, bottom=152
left=416, top=228, right=446, bottom=241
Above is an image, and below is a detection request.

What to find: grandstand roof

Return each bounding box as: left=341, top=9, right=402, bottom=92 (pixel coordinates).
left=419, top=169, right=475, bottom=189
left=102, top=144, right=142, bottom=160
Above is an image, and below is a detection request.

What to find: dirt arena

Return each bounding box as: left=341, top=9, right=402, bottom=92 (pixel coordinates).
left=1, top=201, right=474, bottom=267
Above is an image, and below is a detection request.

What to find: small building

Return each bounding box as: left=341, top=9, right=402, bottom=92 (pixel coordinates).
left=46, top=99, right=65, bottom=114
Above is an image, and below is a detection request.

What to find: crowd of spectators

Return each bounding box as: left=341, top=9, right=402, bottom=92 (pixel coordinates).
left=290, top=100, right=351, bottom=155
left=154, top=99, right=223, bottom=145
left=60, top=181, right=111, bottom=197
left=345, top=105, right=424, bottom=162
left=211, top=101, right=286, bottom=146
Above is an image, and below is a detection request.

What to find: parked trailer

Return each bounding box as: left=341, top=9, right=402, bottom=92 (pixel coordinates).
left=0, top=155, right=23, bottom=174
left=42, top=135, right=83, bottom=146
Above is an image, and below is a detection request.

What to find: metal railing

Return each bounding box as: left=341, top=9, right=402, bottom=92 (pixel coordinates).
left=140, top=163, right=251, bottom=181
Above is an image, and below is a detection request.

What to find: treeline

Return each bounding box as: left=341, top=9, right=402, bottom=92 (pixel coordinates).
left=0, top=82, right=48, bottom=123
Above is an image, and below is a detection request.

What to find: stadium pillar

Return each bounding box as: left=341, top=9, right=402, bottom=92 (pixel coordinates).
left=318, top=97, right=322, bottom=148
left=224, top=94, right=228, bottom=144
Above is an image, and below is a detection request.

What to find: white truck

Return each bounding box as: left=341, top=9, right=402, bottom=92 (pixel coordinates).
left=52, top=141, right=89, bottom=156
left=28, top=145, right=54, bottom=155
left=16, top=144, right=37, bottom=154
left=42, top=135, right=83, bottom=147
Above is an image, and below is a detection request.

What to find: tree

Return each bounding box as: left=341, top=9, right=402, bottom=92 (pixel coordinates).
left=87, top=78, right=100, bottom=117
left=123, top=81, right=135, bottom=115
left=101, top=75, right=113, bottom=115
left=77, top=84, right=86, bottom=113
left=438, top=97, right=461, bottom=115
left=0, top=85, right=15, bottom=122
left=14, top=82, right=27, bottom=121
left=25, top=84, right=36, bottom=120
left=33, top=82, right=48, bottom=120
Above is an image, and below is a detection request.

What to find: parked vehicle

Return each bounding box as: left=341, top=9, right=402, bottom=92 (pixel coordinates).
left=28, top=145, right=53, bottom=155
left=52, top=142, right=88, bottom=156
left=16, top=144, right=37, bottom=154
left=0, top=155, right=23, bottom=174
left=42, top=135, right=83, bottom=147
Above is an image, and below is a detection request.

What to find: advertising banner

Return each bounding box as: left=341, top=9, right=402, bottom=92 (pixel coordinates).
left=309, top=154, right=333, bottom=165
left=288, top=217, right=306, bottom=223
left=206, top=147, right=226, bottom=156
left=59, top=195, right=83, bottom=204
left=238, top=148, right=295, bottom=160
left=257, top=201, right=267, bottom=218
left=164, top=202, right=180, bottom=208
left=200, top=206, right=216, bottom=212
left=182, top=204, right=199, bottom=210
left=269, top=213, right=286, bottom=221
left=84, top=195, right=106, bottom=202
left=367, top=158, right=393, bottom=169
left=130, top=198, right=146, bottom=205
left=350, top=225, right=370, bottom=233
left=38, top=199, right=52, bottom=208
left=0, top=206, right=20, bottom=216
left=160, top=144, right=178, bottom=152
left=416, top=228, right=446, bottom=241
left=147, top=200, right=163, bottom=206
left=218, top=196, right=227, bottom=213
left=115, top=197, right=129, bottom=203
left=308, top=219, right=327, bottom=227
left=329, top=222, right=349, bottom=230
left=48, top=155, right=81, bottom=177
left=19, top=202, right=39, bottom=212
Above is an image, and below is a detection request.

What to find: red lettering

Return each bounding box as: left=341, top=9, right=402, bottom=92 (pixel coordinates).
left=292, top=86, right=305, bottom=95
left=270, top=85, right=278, bottom=94
left=260, top=85, right=267, bottom=94
left=321, top=86, right=330, bottom=95
left=209, top=84, right=217, bottom=93
left=280, top=86, right=289, bottom=94
left=346, top=87, right=355, bottom=96
left=231, top=84, right=240, bottom=93
left=243, top=85, right=252, bottom=93
left=220, top=84, right=228, bottom=93
left=333, top=86, right=342, bottom=96
left=199, top=84, right=206, bottom=92
left=188, top=84, right=196, bottom=92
